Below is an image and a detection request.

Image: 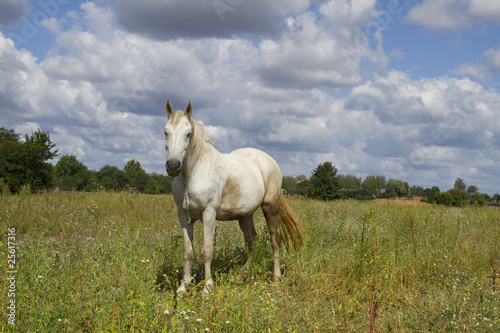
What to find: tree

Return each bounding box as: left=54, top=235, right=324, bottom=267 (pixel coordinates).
left=295, top=178, right=310, bottom=196
left=83, top=170, right=99, bottom=191
left=426, top=186, right=441, bottom=203
left=124, top=160, right=149, bottom=192
left=466, top=185, right=478, bottom=195
left=362, top=175, right=386, bottom=197
left=410, top=185, right=425, bottom=196
left=308, top=162, right=340, bottom=201
left=24, top=129, right=58, bottom=191
left=0, top=128, right=58, bottom=193
left=54, top=155, right=90, bottom=191
left=470, top=192, right=486, bottom=207
left=0, top=128, right=27, bottom=193
left=448, top=189, right=468, bottom=207
left=454, top=178, right=466, bottom=191
left=386, top=179, right=409, bottom=197
left=434, top=191, right=454, bottom=206
left=97, top=165, right=128, bottom=191
left=144, top=173, right=173, bottom=194
left=338, top=174, right=362, bottom=197
left=282, top=176, right=297, bottom=195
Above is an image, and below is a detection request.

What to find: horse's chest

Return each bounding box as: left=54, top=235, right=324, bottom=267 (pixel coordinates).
left=184, top=198, right=205, bottom=219
left=182, top=187, right=219, bottom=220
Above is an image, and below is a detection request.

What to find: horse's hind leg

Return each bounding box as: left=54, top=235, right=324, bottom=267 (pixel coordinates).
left=262, top=199, right=282, bottom=283
left=237, top=214, right=257, bottom=280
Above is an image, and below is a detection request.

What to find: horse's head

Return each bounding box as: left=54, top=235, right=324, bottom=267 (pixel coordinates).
left=164, top=100, right=193, bottom=177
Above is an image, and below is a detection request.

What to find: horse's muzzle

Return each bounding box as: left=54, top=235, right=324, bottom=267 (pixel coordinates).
left=166, top=159, right=182, bottom=177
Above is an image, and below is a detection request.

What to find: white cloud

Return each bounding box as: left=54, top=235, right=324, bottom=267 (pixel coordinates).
left=256, top=0, right=386, bottom=89
left=257, top=12, right=365, bottom=88
left=41, top=17, right=61, bottom=34
left=407, top=0, right=500, bottom=32
left=338, top=71, right=500, bottom=190
left=468, top=0, right=500, bottom=22
left=453, top=47, right=500, bottom=82
left=484, top=48, right=500, bottom=71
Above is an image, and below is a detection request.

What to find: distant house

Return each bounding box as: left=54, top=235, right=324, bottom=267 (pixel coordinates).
left=296, top=178, right=310, bottom=184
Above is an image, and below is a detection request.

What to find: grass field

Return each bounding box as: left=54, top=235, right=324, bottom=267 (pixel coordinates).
left=1, top=190, right=499, bottom=332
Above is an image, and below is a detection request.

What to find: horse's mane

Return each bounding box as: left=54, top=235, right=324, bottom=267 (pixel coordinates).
left=186, top=117, right=213, bottom=174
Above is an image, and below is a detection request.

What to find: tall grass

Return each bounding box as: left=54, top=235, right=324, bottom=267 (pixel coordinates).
left=1, top=191, right=498, bottom=332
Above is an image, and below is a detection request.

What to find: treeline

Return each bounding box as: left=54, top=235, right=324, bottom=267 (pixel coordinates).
left=282, top=162, right=498, bottom=207
left=1, top=127, right=498, bottom=205
left=422, top=178, right=494, bottom=207
left=0, top=127, right=172, bottom=195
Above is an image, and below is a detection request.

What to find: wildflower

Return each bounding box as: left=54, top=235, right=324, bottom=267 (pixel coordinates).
left=38, top=275, right=43, bottom=279
left=196, top=318, right=202, bottom=322
left=226, top=321, right=230, bottom=324
left=164, top=309, right=169, bottom=315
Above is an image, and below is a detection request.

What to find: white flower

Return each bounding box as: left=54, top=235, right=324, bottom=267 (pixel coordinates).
left=38, top=275, right=43, bottom=279
left=196, top=318, right=202, bottom=322
left=164, top=310, right=169, bottom=315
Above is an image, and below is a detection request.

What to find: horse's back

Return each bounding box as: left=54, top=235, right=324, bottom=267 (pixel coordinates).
left=227, top=148, right=281, bottom=178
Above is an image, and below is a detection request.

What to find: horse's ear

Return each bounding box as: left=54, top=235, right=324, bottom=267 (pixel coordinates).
left=185, top=101, right=193, bottom=118
left=165, top=100, right=174, bottom=118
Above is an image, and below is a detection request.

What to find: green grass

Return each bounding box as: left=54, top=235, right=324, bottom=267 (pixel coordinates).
left=1, top=191, right=499, bottom=332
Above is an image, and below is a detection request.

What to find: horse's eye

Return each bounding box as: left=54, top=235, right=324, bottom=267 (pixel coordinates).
left=187, top=132, right=192, bottom=138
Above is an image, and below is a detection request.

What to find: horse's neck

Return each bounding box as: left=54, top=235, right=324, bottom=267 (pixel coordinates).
left=182, top=141, right=222, bottom=185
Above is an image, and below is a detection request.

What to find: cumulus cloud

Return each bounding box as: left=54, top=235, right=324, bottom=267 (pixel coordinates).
left=407, top=0, right=500, bottom=32
left=257, top=13, right=365, bottom=88
left=345, top=71, right=500, bottom=149
left=467, top=0, right=500, bottom=23
left=0, top=0, right=29, bottom=27
left=255, top=0, right=387, bottom=89
left=339, top=71, right=500, bottom=188
left=453, top=47, right=500, bottom=82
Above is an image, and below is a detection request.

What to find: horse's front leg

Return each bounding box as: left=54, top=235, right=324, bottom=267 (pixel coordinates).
left=201, top=208, right=216, bottom=293
left=177, top=209, right=194, bottom=293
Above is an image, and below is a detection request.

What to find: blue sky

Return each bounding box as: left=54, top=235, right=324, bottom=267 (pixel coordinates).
left=1, top=0, right=500, bottom=194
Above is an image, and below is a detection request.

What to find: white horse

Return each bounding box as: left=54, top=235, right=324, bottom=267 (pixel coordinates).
left=164, top=100, right=307, bottom=293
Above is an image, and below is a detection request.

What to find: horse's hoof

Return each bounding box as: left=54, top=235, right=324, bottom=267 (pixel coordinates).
left=202, top=284, right=213, bottom=295
left=236, top=270, right=248, bottom=282
left=176, top=283, right=188, bottom=296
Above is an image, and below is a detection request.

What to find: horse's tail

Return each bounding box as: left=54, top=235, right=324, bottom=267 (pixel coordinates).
left=278, top=195, right=308, bottom=252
